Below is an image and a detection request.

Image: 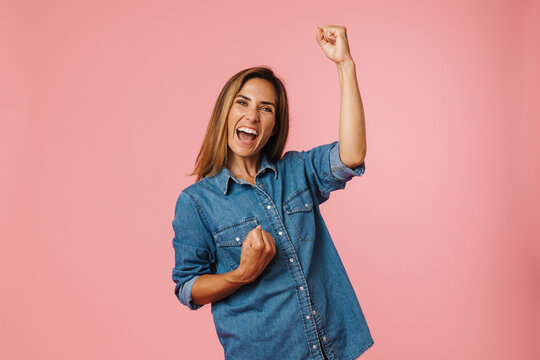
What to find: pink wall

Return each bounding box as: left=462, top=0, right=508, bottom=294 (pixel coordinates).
left=1, top=0, right=539, bottom=359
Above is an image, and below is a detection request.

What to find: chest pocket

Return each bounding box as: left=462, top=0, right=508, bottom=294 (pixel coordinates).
left=283, top=187, right=316, bottom=241
left=213, top=217, right=259, bottom=270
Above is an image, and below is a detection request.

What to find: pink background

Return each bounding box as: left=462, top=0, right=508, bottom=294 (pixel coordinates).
left=1, top=0, right=539, bottom=359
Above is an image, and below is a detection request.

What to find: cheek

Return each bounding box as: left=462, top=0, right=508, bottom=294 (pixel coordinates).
left=268, top=119, right=276, bottom=135
left=227, top=116, right=236, bottom=133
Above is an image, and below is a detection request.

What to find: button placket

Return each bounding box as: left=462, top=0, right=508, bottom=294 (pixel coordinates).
left=255, top=186, right=323, bottom=357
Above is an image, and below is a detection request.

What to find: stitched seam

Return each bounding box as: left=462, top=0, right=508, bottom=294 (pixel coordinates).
left=321, top=171, right=345, bottom=195
left=284, top=186, right=309, bottom=202
left=212, top=218, right=258, bottom=270
left=312, top=310, right=338, bottom=359
left=184, top=190, right=213, bottom=233
left=348, top=339, right=375, bottom=360
left=286, top=210, right=314, bottom=242
left=211, top=173, right=226, bottom=194
left=183, top=190, right=218, bottom=265
left=284, top=187, right=313, bottom=214
left=172, top=240, right=211, bottom=253
left=213, top=217, right=258, bottom=235
left=283, top=187, right=315, bottom=241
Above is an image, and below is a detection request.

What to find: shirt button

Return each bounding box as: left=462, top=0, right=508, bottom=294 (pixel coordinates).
left=299, top=286, right=304, bottom=291
left=278, top=231, right=283, bottom=235
left=312, top=344, right=317, bottom=349
left=323, top=337, right=327, bottom=341
left=306, top=315, right=310, bottom=319
left=266, top=205, right=271, bottom=209
left=312, top=310, right=316, bottom=314
left=259, top=184, right=263, bottom=188
left=235, top=237, right=240, bottom=241
left=289, top=258, right=294, bottom=262
left=305, top=203, right=309, bottom=207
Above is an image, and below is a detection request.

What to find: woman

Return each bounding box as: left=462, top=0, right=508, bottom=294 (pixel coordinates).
left=172, top=25, right=374, bottom=360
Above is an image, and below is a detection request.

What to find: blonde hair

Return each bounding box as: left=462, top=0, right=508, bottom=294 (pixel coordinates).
left=189, top=66, right=290, bottom=182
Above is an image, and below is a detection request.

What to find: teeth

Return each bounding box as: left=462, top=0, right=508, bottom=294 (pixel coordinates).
left=237, top=127, right=258, bottom=136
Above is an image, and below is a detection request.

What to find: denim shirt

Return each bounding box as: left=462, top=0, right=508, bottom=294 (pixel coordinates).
left=172, top=141, right=374, bottom=360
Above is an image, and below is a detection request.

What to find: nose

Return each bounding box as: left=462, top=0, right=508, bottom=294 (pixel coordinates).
left=245, top=105, right=260, bottom=122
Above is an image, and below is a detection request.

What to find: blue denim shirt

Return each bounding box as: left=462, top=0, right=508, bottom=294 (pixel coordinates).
left=172, top=141, right=374, bottom=360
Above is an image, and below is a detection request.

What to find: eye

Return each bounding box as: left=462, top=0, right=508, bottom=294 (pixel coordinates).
left=261, top=107, right=273, bottom=113
left=236, top=100, right=248, bottom=106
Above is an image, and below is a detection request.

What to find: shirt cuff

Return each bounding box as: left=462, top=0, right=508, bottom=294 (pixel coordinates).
left=176, top=275, right=203, bottom=310
left=329, top=141, right=366, bottom=182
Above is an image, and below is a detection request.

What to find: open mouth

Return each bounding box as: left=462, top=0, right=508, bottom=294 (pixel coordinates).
left=236, top=127, right=259, bottom=145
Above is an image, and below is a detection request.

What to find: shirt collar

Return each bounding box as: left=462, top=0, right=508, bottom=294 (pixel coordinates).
left=213, top=152, right=278, bottom=195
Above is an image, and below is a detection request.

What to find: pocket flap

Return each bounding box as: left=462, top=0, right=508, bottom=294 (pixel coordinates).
left=284, top=188, right=313, bottom=214
left=213, top=217, right=259, bottom=247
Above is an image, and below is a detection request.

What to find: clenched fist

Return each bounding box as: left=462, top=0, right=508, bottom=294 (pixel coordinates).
left=234, top=225, right=276, bottom=284
left=316, top=24, right=353, bottom=65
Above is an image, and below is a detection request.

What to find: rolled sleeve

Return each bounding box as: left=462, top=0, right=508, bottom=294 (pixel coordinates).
left=329, top=141, right=366, bottom=181
left=171, top=190, right=216, bottom=310
left=175, top=275, right=202, bottom=310
left=292, top=140, right=366, bottom=204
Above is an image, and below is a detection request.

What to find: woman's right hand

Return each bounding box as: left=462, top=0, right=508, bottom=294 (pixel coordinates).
left=233, top=225, right=276, bottom=284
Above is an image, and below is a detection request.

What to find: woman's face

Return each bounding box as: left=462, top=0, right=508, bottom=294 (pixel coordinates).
left=227, top=78, right=277, bottom=163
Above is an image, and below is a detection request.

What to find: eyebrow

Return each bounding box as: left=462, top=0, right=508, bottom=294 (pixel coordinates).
left=235, top=94, right=275, bottom=107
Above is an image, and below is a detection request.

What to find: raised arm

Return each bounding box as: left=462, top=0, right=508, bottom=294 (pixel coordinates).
left=316, top=25, right=366, bottom=169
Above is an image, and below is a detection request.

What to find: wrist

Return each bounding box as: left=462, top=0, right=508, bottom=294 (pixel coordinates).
left=336, top=57, right=355, bottom=70
left=336, top=57, right=356, bottom=83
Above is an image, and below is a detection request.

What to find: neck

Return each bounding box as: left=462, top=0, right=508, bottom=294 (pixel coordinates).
left=227, top=150, right=261, bottom=178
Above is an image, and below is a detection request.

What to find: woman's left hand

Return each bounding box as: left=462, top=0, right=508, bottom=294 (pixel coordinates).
left=316, top=25, right=353, bottom=64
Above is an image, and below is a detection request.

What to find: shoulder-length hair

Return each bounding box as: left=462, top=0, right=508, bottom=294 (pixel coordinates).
left=189, top=66, right=289, bottom=182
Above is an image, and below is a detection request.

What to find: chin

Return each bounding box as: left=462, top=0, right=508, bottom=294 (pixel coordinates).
left=235, top=149, right=259, bottom=158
